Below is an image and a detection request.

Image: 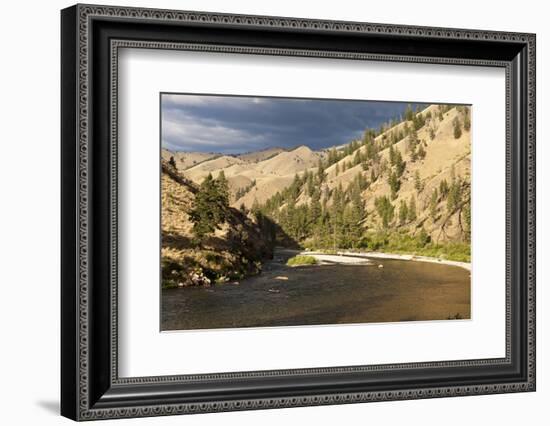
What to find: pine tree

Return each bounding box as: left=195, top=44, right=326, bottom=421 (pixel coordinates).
left=189, top=174, right=229, bottom=242
left=317, top=160, right=326, bottom=183
left=463, top=108, right=471, bottom=131
left=365, top=138, right=377, bottom=160
left=413, top=112, right=424, bottom=130
left=408, top=196, right=417, bottom=221
left=430, top=188, right=439, bottom=222
left=353, top=150, right=362, bottom=166
left=343, top=183, right=365, bottom=248
left=417, top=228, right=431, bottom=247
left=306, top=171, right=315, bottom=196
left=389, top=145, right=396, bottom=166
left=399, top=200, right=409, bottom=224
left=447, top=178, right=462, bottom=213
left=463, top=201, right=471, bottom=240
left=414, top=170, right=423, bottom=193
left=408, top=128, right=419, bottom=154
left=288, top=173, right=302, bottom=202
left=328, top=147, right=338, bottom=165
left=375, top=196, right=394, bottom=228
left=395, top=150, right=406, bottom=176
left=416, top=144, right=426, bottom=160
left=308, top=191, right=322, bottom=233
left=453, top=116, right=462, bottom=139
left=216, top=171, right=229, bottom=206
left=330, top=184, right=345, bottom=249
left=388, top=171, right=400, bottom=200
left=379, top=158, right=388, bottom=175
left=251, top=198, right=260, bottom=215
left=168, top=156, right=177, bottom=169
left=439, top=179, right=449, bottom=197
left=405, top=104, right=414, bottom=121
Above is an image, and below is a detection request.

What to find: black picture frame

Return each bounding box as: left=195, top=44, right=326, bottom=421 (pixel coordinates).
left=61, top=4, right=536, bottom=421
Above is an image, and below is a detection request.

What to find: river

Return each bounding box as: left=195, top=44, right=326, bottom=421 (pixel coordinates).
left=161, top=249, right=471, bottom=331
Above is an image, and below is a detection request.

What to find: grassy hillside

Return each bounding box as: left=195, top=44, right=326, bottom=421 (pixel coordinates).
left=178, top=145, right=323, bottom=209
left=166, top=103, right=471, bottom=263
left=161, top=161, right=276, bottom=288
left=256, top=104, right=472, bottom=261
left=161, top=149, right=219, bottom=170
left=236, top=147, right=285, bottom=163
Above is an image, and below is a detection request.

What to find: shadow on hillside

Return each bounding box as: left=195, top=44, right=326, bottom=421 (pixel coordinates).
left=162, top=231, right=194, bottom=250
left=253, top=211, right=301, bottom=251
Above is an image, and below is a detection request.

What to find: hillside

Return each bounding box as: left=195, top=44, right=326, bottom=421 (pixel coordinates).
left=163, top=103, right=471, bottom=262
left=254, top=145, right=320, bottom=176
left=319, top=105, right=471, bottom=243
left=183, top=155, right=245, bottom=182
left=255, top=104, right=472, bottom=261
left=175, top=145, right=323, bottom=209
left=161, top=148, right=218, bottom=170
left=237, top=147, right=285, bottom=163
left=161, top=161, right=275, bottom=288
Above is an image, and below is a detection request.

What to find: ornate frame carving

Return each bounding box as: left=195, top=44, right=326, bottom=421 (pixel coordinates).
left=61, top=4, right=536, bottom=420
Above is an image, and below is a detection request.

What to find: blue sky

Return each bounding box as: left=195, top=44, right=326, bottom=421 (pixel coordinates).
left=161, top=94, right=425, bottom=154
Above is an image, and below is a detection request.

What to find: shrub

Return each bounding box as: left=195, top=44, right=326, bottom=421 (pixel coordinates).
left=359, top=232, right=389, bottom=251
left=463, top=109, right=471, bottom=131
left=286, top=255, right=317, bottom=266
left=453, top=116, right=462, bottom=139
left=416, top=228, right=431, bottom=247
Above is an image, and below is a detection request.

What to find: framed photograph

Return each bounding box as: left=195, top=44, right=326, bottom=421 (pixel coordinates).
left=61, top=4, right=536, bottom=421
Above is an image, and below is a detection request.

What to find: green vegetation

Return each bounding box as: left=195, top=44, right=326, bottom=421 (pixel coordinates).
left=430, top=188, right=439, bottom=221
left=374, top=196, right=394, bottom=228
left=234, top=179, right=256, bottom=200
left=398, top=200, right=409, bottom=224
left=414, top=170, right=423, bottom=193
left=439, top=179, right=449, bottom=197
left=188, top=172, right=230, bottom=242
left=161, top=248, right=264, bottom=289
left=163, top=105, right=473, bottom=292
left=253, top=106, right=470, bottom=258
left=162, top=164, right=276, bottom=289
left=358, top=230, right=470, bottom=262
left=242, top=105, right=470, bottom=264
left=405, top=104, right=414, bottom=121
left=453, top=116, right=462, bottom=139
left=259, top=165, right=369, bottom=249
left=408, top=196, right=417, bottom=221
left=286, top=255, right=317, bottom=266
left=388, top=171, right=401, bottom=200
left=464, top=113, right=471, bottom=131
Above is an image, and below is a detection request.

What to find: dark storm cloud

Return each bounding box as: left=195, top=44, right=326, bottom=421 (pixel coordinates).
left=161, top=93, right=425, bottom=154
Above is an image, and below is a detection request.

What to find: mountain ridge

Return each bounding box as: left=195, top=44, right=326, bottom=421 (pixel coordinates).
left=163, top=103, right=471, bottom=259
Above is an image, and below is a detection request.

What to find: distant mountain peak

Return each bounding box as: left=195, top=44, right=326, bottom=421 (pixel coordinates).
left=291, top=145, right=313, bottom=153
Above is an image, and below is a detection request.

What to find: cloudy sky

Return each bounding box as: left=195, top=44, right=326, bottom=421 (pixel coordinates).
left=161, top=93, right=425, bottom=154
